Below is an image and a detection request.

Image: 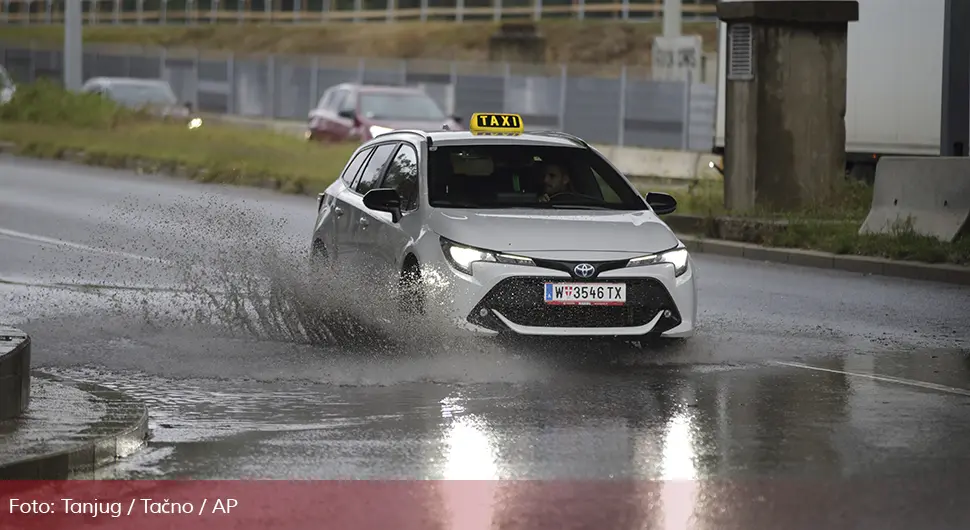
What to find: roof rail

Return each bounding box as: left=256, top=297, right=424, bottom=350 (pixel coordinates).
left=527, top=130, right=589, bottom=149
left=372, top=129, right=434, bottom=149
left=373, top=129, right=429, bottom=140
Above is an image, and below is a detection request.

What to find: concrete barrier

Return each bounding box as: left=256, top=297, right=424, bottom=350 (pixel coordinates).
left=860, top=157, right=970, bottom=242
left=0, top=327, right=30, bottom=421
left=200, top=113, right=724, bottom=181
left=593, top=144, right=723, bottom=181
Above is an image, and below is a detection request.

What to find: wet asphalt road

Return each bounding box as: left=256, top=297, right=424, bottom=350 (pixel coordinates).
left=2, top=156, right=970, bottom=527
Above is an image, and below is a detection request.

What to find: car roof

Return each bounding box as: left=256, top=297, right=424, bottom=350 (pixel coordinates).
left=330, top=82, right=428, bottom=95
left=85, top=77, right=172, bottom=87
left=362, top=130, right=589, bottom=149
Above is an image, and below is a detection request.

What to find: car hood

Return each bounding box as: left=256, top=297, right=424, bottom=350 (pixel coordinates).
left=428, top=209, right=680, bottom=255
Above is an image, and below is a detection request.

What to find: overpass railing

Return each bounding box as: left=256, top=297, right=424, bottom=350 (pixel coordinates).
left=1, top=0, right=718, bottom=25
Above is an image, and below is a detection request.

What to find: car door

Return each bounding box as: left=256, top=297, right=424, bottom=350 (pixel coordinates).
left=367, top=142, right=422, bottom=283
left=308, top=88, right=334, bottom=140
left=327, top=146, right=373, bottom=269
left=312, top=88, right=347, bottom=141
left=343, top=142, right=399, bottom=275
left=332, top=89, right=358, bottom=141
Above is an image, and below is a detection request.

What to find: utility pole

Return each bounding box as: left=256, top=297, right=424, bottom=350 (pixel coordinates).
left=64, top=0, right=83, bottom=90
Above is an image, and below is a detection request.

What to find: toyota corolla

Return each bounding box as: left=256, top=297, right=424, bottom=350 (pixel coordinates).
left=309, top=113, right=697, bottom=341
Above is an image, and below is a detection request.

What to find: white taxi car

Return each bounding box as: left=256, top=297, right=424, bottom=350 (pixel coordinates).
left=310, top=113, right=696, bottom=340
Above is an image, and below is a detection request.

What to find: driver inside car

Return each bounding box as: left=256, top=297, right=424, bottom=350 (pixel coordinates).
left=538, top=162, right=574, bottom=202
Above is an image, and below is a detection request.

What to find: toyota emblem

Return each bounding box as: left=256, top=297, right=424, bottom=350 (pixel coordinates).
left=573, top=263, right=595, bottom=278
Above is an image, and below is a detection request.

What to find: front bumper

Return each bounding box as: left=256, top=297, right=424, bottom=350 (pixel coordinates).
left=423, top=253, right=696, bottom=339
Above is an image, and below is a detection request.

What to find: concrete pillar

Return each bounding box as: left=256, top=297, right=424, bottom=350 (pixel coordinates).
left=717, top=1, right=859, bottom=212
left=941, top=0, right=969, bottom=157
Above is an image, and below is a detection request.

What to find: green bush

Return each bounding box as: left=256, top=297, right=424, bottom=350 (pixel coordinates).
left=0, top=79, right=147, bottom=129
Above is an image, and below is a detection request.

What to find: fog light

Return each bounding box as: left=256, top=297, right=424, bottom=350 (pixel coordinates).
left=663, top=309, right=672, bottom=318
left=479, top=308, right=488, bottom=317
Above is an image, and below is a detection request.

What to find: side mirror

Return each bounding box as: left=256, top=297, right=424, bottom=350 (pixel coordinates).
left=337, top=108, right=356, bottom=121
left=184, top=101, right=193, bottom=112
left=451, top=114, right=462, bottom=125
left=362, top=188, right=402, bottom=223
left=646, top=191, right=677, bottom=215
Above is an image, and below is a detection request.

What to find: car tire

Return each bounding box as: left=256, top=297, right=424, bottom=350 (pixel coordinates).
left=398, top=262, right=425, bottom=316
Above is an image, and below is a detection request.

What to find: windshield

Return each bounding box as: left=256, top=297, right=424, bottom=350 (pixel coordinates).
left=106, top=82, right=177, bottom=107
left=359, top=92, right=446, bottom=121
left=428, top=145, right=648, bottom=211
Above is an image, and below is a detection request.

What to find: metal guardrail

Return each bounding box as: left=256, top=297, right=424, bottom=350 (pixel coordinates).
left=1, top=0, right=718, bottom=25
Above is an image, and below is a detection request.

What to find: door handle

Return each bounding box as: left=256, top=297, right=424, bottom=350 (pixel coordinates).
left=359, top=217, right=369, bottom=227
left=334, top=207, right=343, bottom=217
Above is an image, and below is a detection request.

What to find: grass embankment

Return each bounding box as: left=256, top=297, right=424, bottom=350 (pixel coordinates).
left=0, top=81, right=356, bottom=195
left=2, top=81, right=967, bottom=266
left=653, top=176, right=970, bottom=266
left=0, top=21, right=718, bottom=70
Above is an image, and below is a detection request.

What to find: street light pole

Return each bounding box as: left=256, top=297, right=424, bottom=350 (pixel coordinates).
left=64, top=0, right=83, bottom=91
left=940, top=0, right=969, bottom=156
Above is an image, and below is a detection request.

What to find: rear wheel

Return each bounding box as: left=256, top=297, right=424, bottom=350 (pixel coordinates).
left=309, top=240, right=332, bottom=282
left=398, top=261, right=425, bottom=315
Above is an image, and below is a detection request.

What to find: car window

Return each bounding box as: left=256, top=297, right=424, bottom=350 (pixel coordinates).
left=340, top=147, right=372, bottom=186
left=354, top=143, right=397, bottom=196
left=105, top=82, right=177, bottom=107
left=592, top=168, right=622, bottom=203
left=338, top=90, right=356, bottom=113
left=381, top=144, right=420, bottom=212
left=427, top=144, right=646, bottom=210
left=317, top=88, right=333, bottom=110
left=359, top=92, right=445, bottom=121
left=329, top=90, right=347, bottom=112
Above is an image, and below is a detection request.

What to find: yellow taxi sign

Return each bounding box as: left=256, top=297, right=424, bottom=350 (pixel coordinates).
left=469, top=113, right=524, bottom=135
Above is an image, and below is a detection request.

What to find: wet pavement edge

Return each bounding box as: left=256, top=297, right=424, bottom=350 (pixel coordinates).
left=679, top=235, right=970, bottom=286
left=0, top=327, right=30, bottom=421
left=0, top=372, right=151, bottom=480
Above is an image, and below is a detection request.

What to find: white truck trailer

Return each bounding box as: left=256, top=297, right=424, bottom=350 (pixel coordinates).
left=712, top=0, right=946, bottom=181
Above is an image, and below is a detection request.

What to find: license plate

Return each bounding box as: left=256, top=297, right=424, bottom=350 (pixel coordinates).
left=543, top=282, right=626, bottom=306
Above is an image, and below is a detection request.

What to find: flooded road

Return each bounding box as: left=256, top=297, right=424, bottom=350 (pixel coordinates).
left=2, top=156, right=970, bottom=526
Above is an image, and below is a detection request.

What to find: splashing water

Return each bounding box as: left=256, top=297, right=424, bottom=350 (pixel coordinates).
left=79, top=193, right=483, bottom=356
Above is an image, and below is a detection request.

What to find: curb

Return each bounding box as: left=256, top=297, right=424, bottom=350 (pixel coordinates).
left=0, top=327, right=30, bottom=421
left=679, top=234, right=970, bottom=286
left=0, top=373, right=151, bottom=480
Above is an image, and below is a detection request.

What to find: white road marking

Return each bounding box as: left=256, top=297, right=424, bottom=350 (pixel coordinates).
left=773, top=360, right=970, bottom=397
left=0, top=227, right=171, bottom=265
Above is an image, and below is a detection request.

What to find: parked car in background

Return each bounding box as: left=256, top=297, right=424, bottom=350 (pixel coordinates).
left=307, top=83, right=462, bottom=143
left=81, top=77, right=202, bottom=128
left=0, top=65, right=15, bottom=104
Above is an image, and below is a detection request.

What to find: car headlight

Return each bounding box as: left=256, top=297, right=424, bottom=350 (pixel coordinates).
left=369, top=125, right=392, bottom=137
left=626, top=246, right=690, bottom=277
left=440, top=238, right=534, bottom=275
left=188, top=117, right=203, bottom=129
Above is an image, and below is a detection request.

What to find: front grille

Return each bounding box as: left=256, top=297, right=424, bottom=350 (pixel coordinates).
left=467, top=277, right=681, bottom=333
